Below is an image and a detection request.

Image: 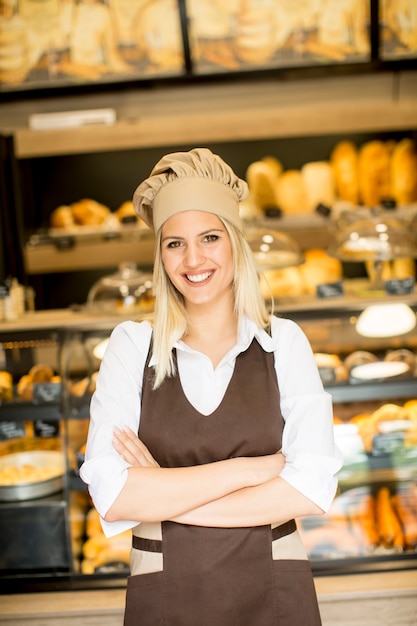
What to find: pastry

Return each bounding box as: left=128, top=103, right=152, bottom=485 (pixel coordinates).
left=16, top=364, right=56, bottom=400
left=70, top=199, right=111, bottom=226
left=384, top=348, right=415, bottom=373
left=330, top=140, right=359, bottom=204
left=344, top=350, right=378, bottom=372
left=314, top=353, right=348, bottom=382
left=392, top=257, right=416, bottom=279
left=16, top=374, right=33, bottom=401
left=50, top=206, right=75, bottom=229
left=115, top=201, right=137, bottom=222
left=275, top=170, right=309, bottom=214
left=299, top=248, right=343, bottom=294
left=301, top=161, right=335, bottom=212
left=0, top=370, right=13, bottom=402
left=358, top=140, right=391, bottom=207
left=392, top=491, right=417, bottom=549
left=390, top=138, right=417, bottom=205
left=28, top=364, right=54, bottom=383
left=259, top=267, right=304, bottom=298
left=371, top=402, right=408, bottom=425
left=375, top=487, right=404, bottom=549
left=246, top=157, right=282, bottom=211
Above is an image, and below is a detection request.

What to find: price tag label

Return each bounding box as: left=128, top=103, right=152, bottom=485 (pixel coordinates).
left=0, top=421, right=26, bottom=441
left=385, top=277, right=415, bottom=295
left=318, top=367, right=337, bottom=385
left=33, top=382, right=62, bottom=404
left=316, top=281, right=344, bottom=298
left=33, top=419, right=60, bottom=437
left=372, top=432, right=405, bottom=456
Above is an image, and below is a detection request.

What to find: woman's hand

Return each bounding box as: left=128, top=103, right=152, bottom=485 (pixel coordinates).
left=112, top=427, right=160, bottom=468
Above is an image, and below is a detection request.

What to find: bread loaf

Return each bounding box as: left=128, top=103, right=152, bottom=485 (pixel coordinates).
left=301, top=161, right=335, bottom=211
left=259, top=267, right=305, bottom=298
left=358, top=140, right=391, bottom=206
left=344, top=350, right=378, bottom=371
left=390, top=138, right=417, bottom=205
left=330, top=140, right=359, bottom=204
left=70, top=199, right=111, bottom=226
left=50, top=206, right=75, bottom=228
left=299, top=248, right=343, bottom=294
left=384, top=348, right=415, bottom=372
left=276, top=170, right=309, bottom=214
left=246, top=157, right=282, bottom=210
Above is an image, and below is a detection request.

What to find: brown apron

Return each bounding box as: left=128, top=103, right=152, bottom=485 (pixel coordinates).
left=124, top=338, right=322, bottom=626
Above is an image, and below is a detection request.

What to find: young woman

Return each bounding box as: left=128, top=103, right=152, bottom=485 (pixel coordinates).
left=80, top=147, right=343, bottom=626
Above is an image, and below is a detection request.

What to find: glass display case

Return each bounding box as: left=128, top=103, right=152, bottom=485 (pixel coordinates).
left=0, top=293, right=416, bottom=593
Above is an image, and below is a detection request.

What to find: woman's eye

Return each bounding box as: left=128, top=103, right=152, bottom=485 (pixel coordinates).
left=166, top=240, right=182, bottom=249
left=204, top=234, right=219, bottom=243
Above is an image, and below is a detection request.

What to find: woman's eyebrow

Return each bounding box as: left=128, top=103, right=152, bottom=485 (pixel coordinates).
left=161, top=228, right=224, bottom=242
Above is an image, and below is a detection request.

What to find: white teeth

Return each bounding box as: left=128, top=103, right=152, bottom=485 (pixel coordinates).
left=186, top=271, right=212, bottom=283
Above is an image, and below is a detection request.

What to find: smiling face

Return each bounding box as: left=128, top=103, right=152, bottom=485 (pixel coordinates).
left=160, top=210, right=235, bottom=311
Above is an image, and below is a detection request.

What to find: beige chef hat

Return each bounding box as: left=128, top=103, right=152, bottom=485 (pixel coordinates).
left=133, top=147, right=248, bottom=233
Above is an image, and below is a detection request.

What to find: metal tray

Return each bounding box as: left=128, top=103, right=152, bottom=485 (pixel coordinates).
left=0, top=451, right=65, bottom=502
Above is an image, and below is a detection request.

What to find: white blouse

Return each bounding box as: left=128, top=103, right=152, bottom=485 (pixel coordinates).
left=80, top=315, right=343, bottom=537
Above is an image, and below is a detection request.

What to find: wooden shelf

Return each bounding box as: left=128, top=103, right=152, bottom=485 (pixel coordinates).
left=1, top=71, right=416, bottom=158
left=24, top=233, right=155, bottom=274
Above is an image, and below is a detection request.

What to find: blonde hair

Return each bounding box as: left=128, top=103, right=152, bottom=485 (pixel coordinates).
left=150, top=217, right=269, bottom=388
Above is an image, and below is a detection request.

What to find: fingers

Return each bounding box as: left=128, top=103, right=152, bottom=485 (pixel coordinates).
left=112, top=427, right=160, bottom=468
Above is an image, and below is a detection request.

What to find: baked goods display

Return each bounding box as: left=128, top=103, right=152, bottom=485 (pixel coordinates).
left=314, top=353, right=349, bottom=384
left=81, top=508, right=131, bottom=574
left=347, top=399, right=417, bottom=453
left=0, top=452, right=63, bottom=486
left=313, top=348, right=417, bottom=386
left=16, top=364, right=60, bottom=402
left=380, top=0, right=417, bottom=59
left=245, top=137, right=417, bottom=215
left=259, top=247, right=343, bottom=298
left=344, top=350, right=379, bottom=372
left=298, top=482, right=417, bottom=558
left=49, top=198, right=147, bottom=231
left=188, top=0, right=370, bottom=71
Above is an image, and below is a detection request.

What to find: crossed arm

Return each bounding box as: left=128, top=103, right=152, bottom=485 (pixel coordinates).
left=104, top=427, right=323, bottom=528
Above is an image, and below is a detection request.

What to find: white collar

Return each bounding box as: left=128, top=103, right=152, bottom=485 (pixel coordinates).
left=176, top=315, right=274, bottom=355
left=149, top=316, right=275, bottom=367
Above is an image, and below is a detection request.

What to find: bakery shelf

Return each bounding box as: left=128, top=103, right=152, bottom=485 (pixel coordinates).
left=326, top=378, right=417, bottom=404
left=24, top=230, right=155, bottom=275
left=0, top=402, right=61, bottom=422
left=338, top=463, right=417, bottom=490
left=1, top=72, right=416, bottom=159
left=23, top=215, right=332, bottom=274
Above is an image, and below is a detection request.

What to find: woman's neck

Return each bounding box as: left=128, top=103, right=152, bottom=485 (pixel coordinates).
left=182, top=302, right=239, bottom=368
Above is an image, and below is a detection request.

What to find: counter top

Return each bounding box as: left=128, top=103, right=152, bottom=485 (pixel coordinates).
left=1, top=570, right=416, bottom=626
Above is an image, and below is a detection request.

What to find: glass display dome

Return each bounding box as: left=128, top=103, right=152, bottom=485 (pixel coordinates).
left=244, top=225, right=304, bottom=270
left=86, top=262, right=155, bottom=315
left=331, top=217, right=416, bottom=262
left=330, top=208, right=417, bottom=290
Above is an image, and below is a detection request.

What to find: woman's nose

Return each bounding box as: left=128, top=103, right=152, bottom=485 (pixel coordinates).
left=183, top=243, right=205, bottom=267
